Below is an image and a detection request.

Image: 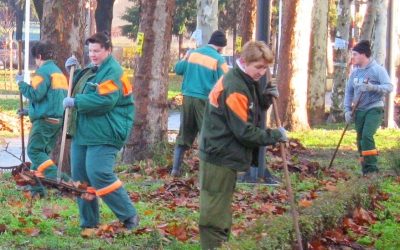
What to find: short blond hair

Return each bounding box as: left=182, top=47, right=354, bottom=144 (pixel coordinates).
left=240, top=41, right=274, bottom=64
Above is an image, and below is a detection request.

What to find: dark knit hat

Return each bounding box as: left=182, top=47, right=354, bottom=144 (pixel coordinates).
left=208, top=30, right=227, bottom=47
left=352, top=40, right=371, bottom=57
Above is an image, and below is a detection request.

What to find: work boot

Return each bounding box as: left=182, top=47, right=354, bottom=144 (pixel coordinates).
left=171, top=145, right=187, bottom=177
left=237, top=166, right=258, bottom=183
left=123, top=214, right=140, bottom=230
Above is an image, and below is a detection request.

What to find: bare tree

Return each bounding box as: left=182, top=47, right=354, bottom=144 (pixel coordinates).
left=327, top=0, right=351, bottom=123
left=41, top=0, right=87, bottom=173
left=237, top=0, right=256, bottom=46
left=360, top=0, right=377, bottom=40
left=95, top=0, right=115, bottom=34
left=371, top=0, right=388, bottom=65
left=196, top=0, right=218, bottom=47
left=276, top=0, right=313, bottom=131
left=308, top=0, right=329, bottom=126
left=122, top=0, right=175, bottom=162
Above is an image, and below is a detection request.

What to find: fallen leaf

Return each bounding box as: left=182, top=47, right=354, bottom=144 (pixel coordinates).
left=298, top=199, right=313, bottom=208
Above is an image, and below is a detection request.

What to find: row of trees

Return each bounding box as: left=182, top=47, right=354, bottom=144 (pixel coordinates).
left=0, top=0, right=398, bottom=167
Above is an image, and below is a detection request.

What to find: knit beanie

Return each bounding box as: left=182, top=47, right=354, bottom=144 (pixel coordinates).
left=352, top=40, right=371, bottom=57
left=208, top=30, right=227, bottom=47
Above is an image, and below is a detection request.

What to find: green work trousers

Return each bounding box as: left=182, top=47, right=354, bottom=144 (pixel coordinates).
left=27, top=118, right=62, bottom=177
left=176, top=96, right=207, bottom=147
left=199, top=160, right=237, bottom=250
left=71, top=140, right=137, bottom=228
left=354, top=107, right=383, bottom=174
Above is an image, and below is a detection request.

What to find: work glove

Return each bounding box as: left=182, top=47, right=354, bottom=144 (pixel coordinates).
left=277, top=126, right=288, bottom=142
left=63, top=97, right=75, bottom=108
left=263, top=82, right=279, bottom=98
left=359, top=83, right=383, bottom=93
left=16, top=108, right=28, bottom=117
left=15, top=73, right=24, bottom=84
left=344, top=111, right=353, bottom=124
left=65, top=56, right=79, bottom=73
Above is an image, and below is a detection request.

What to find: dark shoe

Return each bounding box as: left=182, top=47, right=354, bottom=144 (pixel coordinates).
left=171, top=169, right=181, bottom=177
left=263, top=176, right=281, bottom=187
left=123, top=215, right=139, bottom=230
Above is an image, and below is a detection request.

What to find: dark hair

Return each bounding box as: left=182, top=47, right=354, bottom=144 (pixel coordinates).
left=85, top=31, right=112, bottom=50
left=31, top=41, right=55, bottom=60
left=352, top=40, right=371, bottom=58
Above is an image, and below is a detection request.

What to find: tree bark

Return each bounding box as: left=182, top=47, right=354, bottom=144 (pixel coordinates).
left=95, top=0, right=115, bottom=34
left=32, top=0, right=44, bottom=24
left=327, top=0, right=351, bottom=123
left=196, top=0, right=218, bottom=47
left=237, top=0, right=256, bottom=45
left=122, top=0, right=175, bottom=163
left=360, top=0, right=377, bottom=41
left=41, top=0, right=86, bottom=174
left=308, top=0, right=329, bottom=126
left=276, top=0, right=313, bottom=131
left=372, top=0, right=388, bottom=65
left=7, top=0, right=25, bottom=40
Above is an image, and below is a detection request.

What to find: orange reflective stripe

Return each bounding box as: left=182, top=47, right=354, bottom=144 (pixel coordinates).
left=96, top=179, right=123, bottom=197
left=34, top=171, right=44, bottom=178
left=120, top=73, right=133, bottom=96
left=97, top=80, right=119, bottom=95
left=226, top=92, right=249, bottom=122
left=188, top=52, right=218, bottom=71
left=86, top=187, right=96, bottom=194
left=361, top=149, right=378, bottom=156
left=221, top=62, right=229, bottom=73
left=31, top=75, right=44, bottom=89
left=37, top=159, right=54, bottom=173
left=51, top=73, right=68, bottom=90
left=209, top=77, right=224, bottom=108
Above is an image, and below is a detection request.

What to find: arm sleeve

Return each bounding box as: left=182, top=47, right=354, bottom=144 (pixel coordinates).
left=74, top=79, right=120, bottom=115
left=376, top=67, right=393, bottom=94
left=344, top=76, right=355, bottom=113
left=18, top=74, right=49, bottom=102
left=224, top=91, right=281, bottom=147
left=174, top=60, right=187, bottom=75
left=216, top=58, right=229, bottom=79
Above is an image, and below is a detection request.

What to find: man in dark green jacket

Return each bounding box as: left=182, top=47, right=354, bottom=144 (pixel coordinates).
left=198, top=41, right=287, bottom=249
left=171, top=30, right=229, bottom=177
left=16, top=41, right=68, bottom=196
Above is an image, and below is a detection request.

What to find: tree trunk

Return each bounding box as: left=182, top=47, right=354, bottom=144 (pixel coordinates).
left=41, top=0, right=86, bottom=174
left=372, top=0, right=388, bottom=65
left=8, top=0, right=25, bottom=40
left=196, top=0, right=218, bottom=47
left=276, top=0, right=313, bottom=131
left=122, top=0, right=175, bottom=163
left=327, top=0, right=351, bottom=123
left=32, top=0, right=44, bottom=24
left=237, top=0, right=256, bottom=45
left=360, top=0, right=377, bottom=41
left=308, top=0, right=328, bottom=126
left=178, top=33, right=183, bottom=59
left=95, top=0, right=115, bottom=34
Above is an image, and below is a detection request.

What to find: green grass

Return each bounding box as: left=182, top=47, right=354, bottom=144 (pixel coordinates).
left=168, top=73, right=182, bottom=100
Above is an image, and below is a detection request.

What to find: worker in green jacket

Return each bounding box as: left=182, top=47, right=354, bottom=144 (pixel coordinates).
left=198, top=41, right=288, bottom=249
left=63, top=32, right=138, bottom=234
left=15, top=41, right=68, bottom=197
left=171, top=30, right=229, bottom=177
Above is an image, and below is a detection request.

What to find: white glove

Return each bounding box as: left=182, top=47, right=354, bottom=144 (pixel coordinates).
left=359, top=83, right=381, bottom=92
left=63, top=97, right=75, bottom=108
left=15, top=73, right=24, bottom=84
left=277, top=127, right=288, bottom=142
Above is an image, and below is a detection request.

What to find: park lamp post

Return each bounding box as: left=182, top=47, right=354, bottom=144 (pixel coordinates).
left=23, top=0, right=30, bottom=84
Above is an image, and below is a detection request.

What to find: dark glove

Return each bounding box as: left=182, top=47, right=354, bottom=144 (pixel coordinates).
left=16, top=108, right=28, bottom=117
left=344, top=111, right=353, bottom=124
left=263, top=83, right=279, bottom=98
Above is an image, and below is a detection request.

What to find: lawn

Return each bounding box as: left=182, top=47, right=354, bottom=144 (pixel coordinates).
left=1, top=70, right=399, bottom=249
